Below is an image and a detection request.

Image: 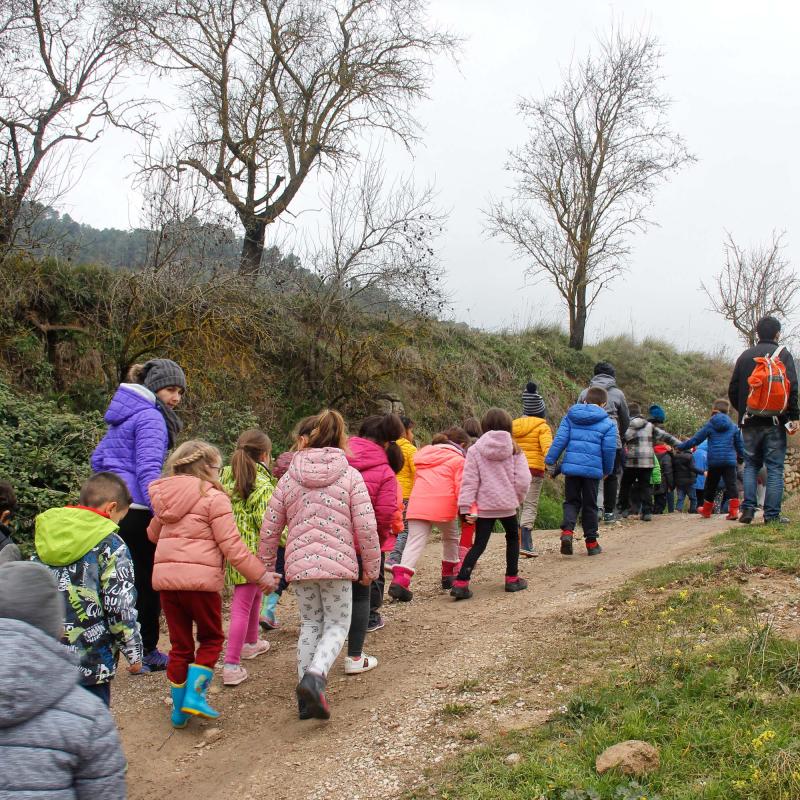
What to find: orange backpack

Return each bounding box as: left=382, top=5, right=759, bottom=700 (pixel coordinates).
left=746, top=346, right=790, bottom=416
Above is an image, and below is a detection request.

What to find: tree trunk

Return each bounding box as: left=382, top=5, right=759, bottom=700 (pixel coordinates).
left=569, top=257, right=589, bottom=351
left=0, top=194, right=20, bottom=251
left=239, top=218, right=267, bottom=280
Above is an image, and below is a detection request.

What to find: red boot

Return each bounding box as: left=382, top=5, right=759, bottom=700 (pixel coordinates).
left=698, top=501, right=714, bottom=519
left=441, top=561, right=460, bottom=591
left=388, top=565, right=414, bottom=602
left=725, top=498, right=740, bottom=521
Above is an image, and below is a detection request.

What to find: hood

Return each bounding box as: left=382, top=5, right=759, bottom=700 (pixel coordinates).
left=273, top=451, right=294, bottom=480
left=709, top=412, right=735, bottom=433
left=413, top=443, right=465, bottom=469
left=472, top=430, right=514, bottom=461
left=34, top=507, right=118, bottom=566
left=629, top=416, right=649, bottom=430
left=289, top=447, right=349, bottom=489
left=512, top=416, right=546, bottom=437
left=0, top=618, right=78, bottom=727
left=567, top=403, right=610, bottom=427
left=589, top=374, right=618, bottom=391
left=149, top=474, right=211, bottom=523
left=104, top=383, right=157, bottom=425
left=347, top=437, right=389, bottom=472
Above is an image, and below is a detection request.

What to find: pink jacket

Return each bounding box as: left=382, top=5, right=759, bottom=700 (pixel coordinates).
left=347, top=436, right=397, bottom=545
left=458, top=431, right=531, bottom=519
left=147, top=475, right=266, bottom=592
left=259, top=447, right=381, bottom=583
left=406, top=443, right=466, bottom=522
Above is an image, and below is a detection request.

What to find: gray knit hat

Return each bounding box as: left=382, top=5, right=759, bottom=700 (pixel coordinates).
left=522, top=381, right=546, bottom=418
left=0, top=561, right=64, bottom=640
left=142, top=358, right=187, bottom=394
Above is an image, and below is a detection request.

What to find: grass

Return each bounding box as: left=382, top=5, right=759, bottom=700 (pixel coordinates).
left=410, top=519, right=800, bottom=800
left=440, top=703, right=474, bottom=719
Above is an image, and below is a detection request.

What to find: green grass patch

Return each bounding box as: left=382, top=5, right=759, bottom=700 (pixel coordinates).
left=440, top=702, right=474, bottom=718
left=717, top=524, right=800, bottom=573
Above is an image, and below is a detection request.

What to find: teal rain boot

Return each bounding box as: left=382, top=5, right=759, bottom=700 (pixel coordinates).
left=259, top=592, right=281, bottom=630
left=170, top=682, right=190, bottom=728
left=180, top=664, right=220, bottom=719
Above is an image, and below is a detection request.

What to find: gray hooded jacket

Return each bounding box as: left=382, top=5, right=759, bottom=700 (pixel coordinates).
left=0, top=618, right=127, bottom=799
left=577, top=373, right=630, bottom=447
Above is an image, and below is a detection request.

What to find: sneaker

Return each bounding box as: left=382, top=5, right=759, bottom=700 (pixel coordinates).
left=586, top=541, right=603, bottom=556
left=504, top=577, right=528, bottom=593
left=738, top=507, right=755, bottom=524
left=560, top=532, right=574, bottom=556
left=344, top=653, right=379, bottom=675
left=241, top=640, right=270, bottom=660
left=619, top=510, right=630, bottom=519
left=603, top=512, right=617, bottom=523
left=366, top=614, right=385, bottom=632
left=450, top=584, right=473, bottom=601
left=142, top=648, right=169, bottom=672
left=519, top=546, right=538, bottom=558
left=296, top=671, right=330, bottom=720
left=641, top=513, right=653, bottom=522
left=223, top=664, right=248, bottom=686
left=764, top=516, right=790, bottom=525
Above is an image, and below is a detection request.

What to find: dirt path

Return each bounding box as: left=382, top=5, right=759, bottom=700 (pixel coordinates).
left=115, top=514, right=732, bottom=800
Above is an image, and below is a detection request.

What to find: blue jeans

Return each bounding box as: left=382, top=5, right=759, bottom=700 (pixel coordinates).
left=676, top=486, right=697, bottom=512
left=742, top=425, right=787, bottom=520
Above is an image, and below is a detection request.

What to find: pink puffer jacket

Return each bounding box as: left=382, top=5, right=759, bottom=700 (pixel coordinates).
left=347, top=437, right=398, bottom=545
left=259, top=447, right=381, bottom=583
left=406, top=443, right=465, bottom=522
left=148, top=475, right=266, bottom=592
left=458, top=431, right=531, bottom=519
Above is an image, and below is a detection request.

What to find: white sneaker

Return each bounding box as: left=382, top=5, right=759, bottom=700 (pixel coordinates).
left=223, top=664, right=248, bottom=686
left=241, top=640, right=270, bottom=660
left=344, top=653, right=379, bottom=675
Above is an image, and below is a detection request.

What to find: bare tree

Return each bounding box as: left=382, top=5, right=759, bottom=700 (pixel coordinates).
left=135, top=0, right=456, bottom=279
left=0, top=0, right=148, bottom=251
left=487, top=29, right=694, bottom=350
left=702, top=231, right=799, bottom=346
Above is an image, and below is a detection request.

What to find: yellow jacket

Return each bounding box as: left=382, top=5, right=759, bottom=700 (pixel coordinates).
left=396, top=437, right=417, bottom=499
left=512, top=416, right=553, bottom=472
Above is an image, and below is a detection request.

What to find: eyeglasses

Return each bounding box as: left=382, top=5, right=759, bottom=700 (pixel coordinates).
left=210, top=464, right=223, bottom=472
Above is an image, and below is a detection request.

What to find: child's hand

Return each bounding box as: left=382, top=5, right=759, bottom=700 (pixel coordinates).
left=128, top=662, right=143, bottom=674
left=359, top=572, right=374, bottom=587
left=257, top=571, right=281, bottom=593
left=464, top=514, right=477, bottom=524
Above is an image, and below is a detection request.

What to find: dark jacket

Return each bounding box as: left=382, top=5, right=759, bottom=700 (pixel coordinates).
left=653, top=445, right=674, bottom=494
left=728, top=339, right=799, bottom=426
left=0, top=618, right=127, bottom=799
left=678, top=413, right=745, bottom=468
left=672, top=450, right=703, bottom=489
left=0, top=523, right=21, bottom=565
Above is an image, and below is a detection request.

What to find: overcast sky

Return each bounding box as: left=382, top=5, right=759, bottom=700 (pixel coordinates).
left=62, top=0, right=800, bottom=357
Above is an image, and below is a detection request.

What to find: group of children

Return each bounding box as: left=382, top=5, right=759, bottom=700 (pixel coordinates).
left=0, top=374, right=748, bottom=739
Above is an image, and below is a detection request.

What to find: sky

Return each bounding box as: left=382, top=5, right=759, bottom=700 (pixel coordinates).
left=59, top=0, right=800, bottom=356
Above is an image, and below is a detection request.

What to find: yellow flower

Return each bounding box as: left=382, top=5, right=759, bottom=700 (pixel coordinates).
left=678, top=590, right=689, bottom=600
left=622, top=619, right=631, bottom=627
left=710, top=617, right=720, bottom=625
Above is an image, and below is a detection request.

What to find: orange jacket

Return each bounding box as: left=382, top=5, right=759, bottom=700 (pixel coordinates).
left=406, top=443, right=465, bottom=522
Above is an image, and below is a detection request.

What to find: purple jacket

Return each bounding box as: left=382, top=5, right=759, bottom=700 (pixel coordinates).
left=458, top=430, right=531, bottom=519
left=91, top=384, right=169, bottom=508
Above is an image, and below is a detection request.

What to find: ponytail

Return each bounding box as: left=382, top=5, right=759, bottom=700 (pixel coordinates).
left=230, top=429, right=272, bottom=500
left=358, top=413, right=405, bottom=444
left=306, top=409, right=348, bottom=450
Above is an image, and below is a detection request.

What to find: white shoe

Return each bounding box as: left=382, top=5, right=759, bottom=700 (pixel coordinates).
left=223, top=664, right=248, bottom=686
left=344, top=653, right=379, bottom=675
left=241, top=640, right=270, bottom=660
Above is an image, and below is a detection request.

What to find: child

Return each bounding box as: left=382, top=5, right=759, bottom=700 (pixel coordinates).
left=388, top=427, right=470, bottom=601
left=259, top=409, right=380, bottom=719
left=451, top=408, right=531, bottom=600
left=385, top=416, right=417, bottom=570
left=0, top=561, right=127, bottom=798
left=347, top=413, right=405, bottom=634
left=620, top=403, right=681, bottom=521
left=677, top=399, right=744, bottom=519
left=512, top=381, right=553, bottom=557
left=462, top=417, right=483, bottom=442
left=0, top=480, right=21, bottom=564
left=148, top=441, right=279, bottom=726
left=545, top=387, right=618, bottom=556
left=672, top=448, right=702, bottom=512
left=219, top=429, right=276, bottom=686
left=34, top=472, right=143, bottom=706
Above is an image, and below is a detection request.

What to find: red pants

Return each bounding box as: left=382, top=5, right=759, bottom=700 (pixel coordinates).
left=160, top=590, right=224, bottom=685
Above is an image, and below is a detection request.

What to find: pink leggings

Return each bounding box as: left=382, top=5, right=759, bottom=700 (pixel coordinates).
left=224, top=583, right=262, bottom=665
left=399, top=519, right=461, bottom=572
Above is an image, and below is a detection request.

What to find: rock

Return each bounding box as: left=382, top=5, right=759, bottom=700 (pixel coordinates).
left=504, top=753, right=522, bottom=766
left=596, top=740, right=660, bottom=776
left=204, top=727, right=222, bottom=743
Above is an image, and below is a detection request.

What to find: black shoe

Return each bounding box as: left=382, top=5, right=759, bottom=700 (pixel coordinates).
left=441, top=576, right=454, bottom=591
left=586, top=541, right=603, bottom=556
left=298, top=696, right=313, bottom=720
left=738, top=508, right=755, bottom=524
left=560, top=533, right=574, bottom=555
left=505, top=577, right=528, bottom=593
left=603, top=512, right=617, bottom=523
left=296, top=671, right=330, bottom=720
left=388, top=582, right=413, bottom=602
left=620, top=510, right=630, bottom=519
left=366, top=614, right=385, bottom=632
left=450, top=584, right=473, bottom=600
left=641, top=513, right=653, bottom=522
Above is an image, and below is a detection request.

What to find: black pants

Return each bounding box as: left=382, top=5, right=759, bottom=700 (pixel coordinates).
left=117, top=508, right=161, bottom=652
left=369, top=552, right=385, bottom=619
left=562, top=476, right=600, bottom=540
left=603, top=449, right=624, bottom=512
left=348, top=562, right=371, bottom=657
left=653, top=492, right=667, bottom=514
left=275, top=545, right=288, bottom=596
left=456, top=516, right=519, bottom=582
left=704, top=465, right=738, bottom=503
left=620, top=467, right=653, bottom=514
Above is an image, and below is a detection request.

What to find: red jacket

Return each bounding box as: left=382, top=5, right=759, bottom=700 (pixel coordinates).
left=347, top=437, right=398, bottom=546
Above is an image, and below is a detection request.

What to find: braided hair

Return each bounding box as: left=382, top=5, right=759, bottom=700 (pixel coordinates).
left=164, top=440, right=223, bottom=491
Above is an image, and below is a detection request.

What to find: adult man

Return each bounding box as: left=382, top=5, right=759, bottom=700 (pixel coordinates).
left=728, top=316, right=799, bottom=524
left=578, top=361, right=630, bottom=522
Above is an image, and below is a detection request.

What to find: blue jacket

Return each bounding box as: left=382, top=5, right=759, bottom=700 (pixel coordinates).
left=91, top=384, right=169, bottom=507
left=679, top=412, right=744, bottom=467
left=546, top=403, right=617, bottom=479
left=693, top=441, right=708, bottom=489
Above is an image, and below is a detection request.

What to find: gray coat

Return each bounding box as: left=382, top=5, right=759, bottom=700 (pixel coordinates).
left=577, top=374, right=630, bottom=447
left=0, top=618, right=127, bottom=799
left=624, top=416, right=681, bottom=468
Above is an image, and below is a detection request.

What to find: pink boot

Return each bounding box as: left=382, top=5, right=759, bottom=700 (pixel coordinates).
left=388, top=565, right=414, bottom=602
left=441, top=561, right=460, bottom=591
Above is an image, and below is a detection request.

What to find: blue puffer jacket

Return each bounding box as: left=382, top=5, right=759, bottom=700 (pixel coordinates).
left=546, top=403, right=618, bottom=479
left=91, top=384, right=169, bottom=508
left=679, top=413, right=744, bottom=467
left=693, top=441, right=708, bottom=489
